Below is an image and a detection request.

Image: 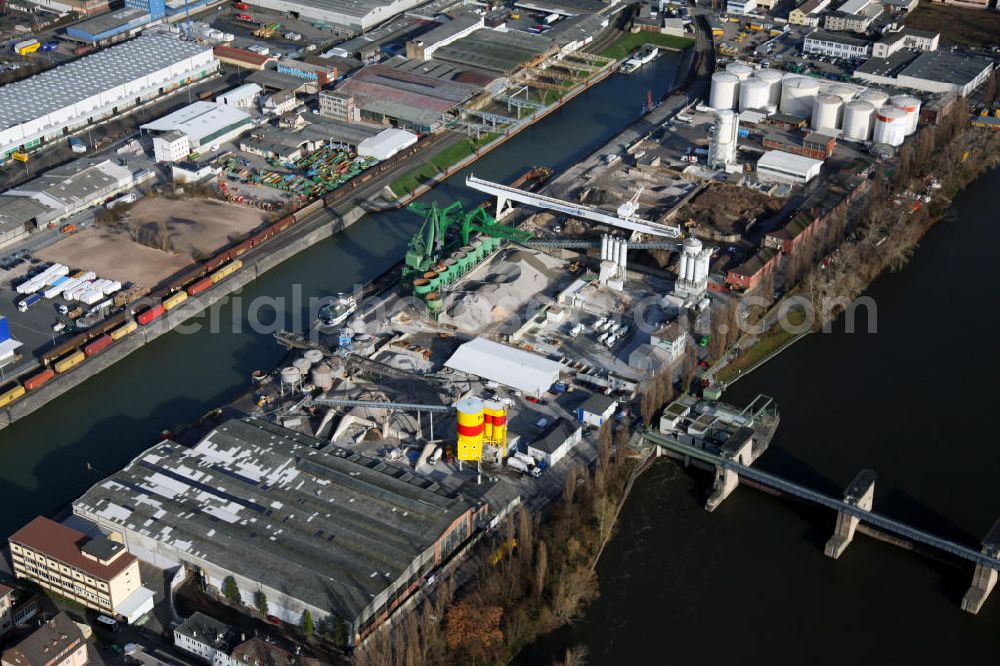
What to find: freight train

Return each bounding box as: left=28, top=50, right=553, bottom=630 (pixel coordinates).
left=0, top=134, right=432, bottom=410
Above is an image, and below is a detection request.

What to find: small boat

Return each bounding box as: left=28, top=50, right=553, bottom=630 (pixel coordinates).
left=317, top=293, right=357, bottom=330
left=620, top=45, right=661, bottom=74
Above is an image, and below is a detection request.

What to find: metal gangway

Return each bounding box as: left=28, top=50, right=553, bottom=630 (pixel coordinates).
left=644, top=430, right=1000, bottom=569
left=465, top=174, right=682, bottom=238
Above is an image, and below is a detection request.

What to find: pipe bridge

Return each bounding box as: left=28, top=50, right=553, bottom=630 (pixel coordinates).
left=465, top=174, right=681, bottom=238
left=644, top=429, right=1000, bottom=613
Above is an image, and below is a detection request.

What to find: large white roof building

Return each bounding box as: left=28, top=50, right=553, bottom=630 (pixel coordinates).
left=756, top=150, right=823, bottom=184
left=445, top=337, right=565, bottom=397
left=142, top=102, right=252, bottom=148
left=246, top=0, right=427, bottom=31
left=0, top=33, right=217, bottom=161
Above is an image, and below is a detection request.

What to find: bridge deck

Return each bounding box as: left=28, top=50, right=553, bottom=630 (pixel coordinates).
left=466, top=175, right=681, bottom=238
left=645, top=431, right=998, bottom=569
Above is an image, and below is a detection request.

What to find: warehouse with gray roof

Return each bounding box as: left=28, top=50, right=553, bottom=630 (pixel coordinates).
left=73, top=418, right=483, bottom=641
left=244, top=0, right=429, bottom=31
left=0, top=32, right=217, bottom=162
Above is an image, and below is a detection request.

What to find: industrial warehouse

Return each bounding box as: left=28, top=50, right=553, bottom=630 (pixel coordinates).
left=0, top=32, right=217, bottom=160
left=242, top=0, right=428, bottom=31
left=72, top=418, right=484, bottom=639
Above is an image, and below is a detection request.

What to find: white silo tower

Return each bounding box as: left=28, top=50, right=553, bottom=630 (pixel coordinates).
left=811, top=93, right=843, bottom=133
left=726, top=62, right=754, bottom=81
left=842, top=100, right=875, bottom=141
left=780, top=76, right=820, bottom=118
left=708, top=109, right=739, bottom=169
left=710, top=71, right=740, bottom=110
left=755, top=69, right=783, bottom=107
left=873, top=106, right=907, bottom=147
left=890, top=94, right=921, bottom=135
left=739, top=77, right=770, bottom=111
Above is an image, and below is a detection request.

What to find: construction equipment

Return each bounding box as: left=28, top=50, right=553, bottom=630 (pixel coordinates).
left=404, top=201, right=534, bottom=278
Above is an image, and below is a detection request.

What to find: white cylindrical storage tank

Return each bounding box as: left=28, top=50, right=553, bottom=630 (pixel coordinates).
left=601, top=234, right=610, bottom=261
left=858, top=89, right=889, bottom=109
left=890, top=95, right=921, bottom=135
left=828, top=84, right=856, bottom=103
left=710, top=71, right=740, bottom=110
left=292, top=356, right=312, bottom=374
left=811, top=93, right=843, bottom=132
left=842, top=100, right=875, bottom=141
left=756, top=69, right=783, bottom=106
left=780, top=76, right=820, bottom=118
left=739, top=77, right=769, bottom=111
left=873, top=106, right=907, bottom=147
left=310, top=363, right=333, bottom=390
left=725, top=62, right=753, bottom=81
left=280, top=366, right=301, bottom=386
left=678, top=253, right=690, bottom=280
left=617, top=240, right=627, bottom=270
left=303, top=348, right=324, bottom=364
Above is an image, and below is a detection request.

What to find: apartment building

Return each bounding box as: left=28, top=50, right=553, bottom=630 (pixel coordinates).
left=8, top=517, right=142, bottom=619
left=0, top=613, right=88, bottom=666
left=789, top=0, right=830, bottom=25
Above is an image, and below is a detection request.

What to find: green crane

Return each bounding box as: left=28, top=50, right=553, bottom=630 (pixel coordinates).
left=404, top=201, right=533, bottom=275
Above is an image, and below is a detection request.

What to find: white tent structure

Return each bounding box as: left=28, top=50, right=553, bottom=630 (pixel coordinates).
left=445, top=337, right=564, bottom=397
left=357, top=128, right=418, bottom=160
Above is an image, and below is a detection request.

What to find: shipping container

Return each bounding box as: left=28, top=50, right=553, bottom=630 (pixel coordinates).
left=136, top=304, right=165, bottom=326
left=109, top=320, right=137, bottom=341
left=209, top=259, right=243, bottom=284
left=23, top=368, right=55, bottom=391
left=186, top=277, right=214, bottom=297
left=0, top=384, right=25, bottom=408
left=53, top=350, right=85, bottom=373
left=83, top=334, right=113, bottom=357
left=162, top=291, right=188, bottom=311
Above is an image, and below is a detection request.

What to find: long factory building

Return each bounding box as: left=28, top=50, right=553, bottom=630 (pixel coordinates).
left=0, top=32, right=218, bottom=161
left=73, top=418, right=483, bottom=641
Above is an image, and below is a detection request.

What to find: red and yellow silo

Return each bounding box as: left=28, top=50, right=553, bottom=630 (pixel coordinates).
left=483, top=400, right=507, bottom=456
left=456, top=398, right=485, bottom=461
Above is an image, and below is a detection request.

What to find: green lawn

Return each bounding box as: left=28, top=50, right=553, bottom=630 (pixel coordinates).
left=599, top=32, right=694, bottom=61
left=390, top=133, right=500, bottom=196
left=390, top=163, right=439, bottom=197
left=716, top=308, right=808, bottom=384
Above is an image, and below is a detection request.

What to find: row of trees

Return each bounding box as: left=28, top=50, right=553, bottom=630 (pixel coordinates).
left=799, top=104, right=1000, bottom=327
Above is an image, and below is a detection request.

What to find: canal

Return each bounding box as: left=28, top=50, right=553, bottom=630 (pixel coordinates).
left=0, top=54, right=687, bottom=541
left=524, top=167, right=1000, bottom=664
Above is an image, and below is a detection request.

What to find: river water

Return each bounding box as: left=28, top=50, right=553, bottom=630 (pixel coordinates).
left=525, top=168, right=1000, bottom=665
left=0, top=55, right=685, bottom=540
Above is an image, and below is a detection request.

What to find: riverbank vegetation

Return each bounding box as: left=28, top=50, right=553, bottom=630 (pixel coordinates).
left=715, top=102, right=1000, bottom=384
left=354, top=422, right=638, bottom=666
left=798, top=105, right=1000, bottom=328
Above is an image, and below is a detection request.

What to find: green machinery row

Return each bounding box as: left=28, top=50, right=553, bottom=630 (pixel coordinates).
left=404, top=201, right=534, bottom=314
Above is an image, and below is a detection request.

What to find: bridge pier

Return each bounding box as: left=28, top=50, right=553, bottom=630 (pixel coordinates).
left=705, top=427, right=753, bottom=512
left=961, top=520, right=1000, bottom=614
left=824, top=469, right=876, bottom=559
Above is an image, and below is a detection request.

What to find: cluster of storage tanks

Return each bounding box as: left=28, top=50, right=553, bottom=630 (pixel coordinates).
left=281, top=348, right=335, bottom=392
left=710, top=63, right=921, bottom=147
left=456, top=397, right=508, bottom=461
